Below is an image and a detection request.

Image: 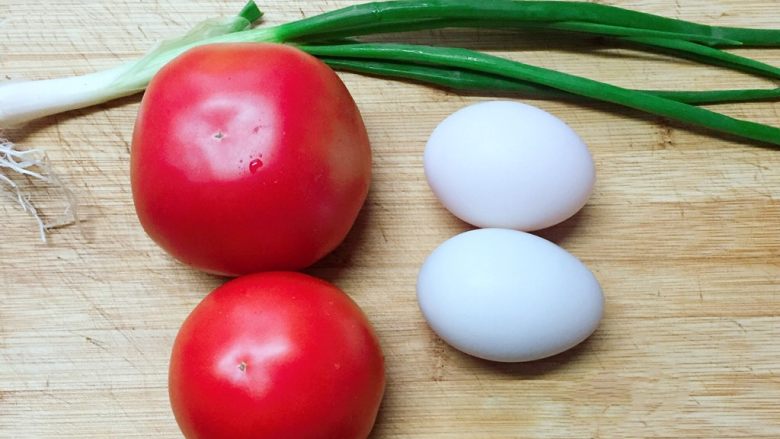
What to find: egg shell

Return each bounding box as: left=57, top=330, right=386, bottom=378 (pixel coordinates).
left=424, top=101, right=595, bottom=231
left=417, top=228, right=604, bottom=362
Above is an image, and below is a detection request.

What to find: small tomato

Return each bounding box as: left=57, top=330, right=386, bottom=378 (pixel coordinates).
left=168, top=272, right=385, bottom=439
left=131, top=43, right=371, bottom=276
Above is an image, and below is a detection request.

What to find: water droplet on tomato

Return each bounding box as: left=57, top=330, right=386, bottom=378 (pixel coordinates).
left=249, top=159, right=264, bottom=174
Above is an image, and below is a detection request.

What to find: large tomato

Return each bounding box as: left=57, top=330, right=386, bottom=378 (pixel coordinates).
left=130, top=43, right=371, bottom=276
left=169, top=272, right=385, bottom=439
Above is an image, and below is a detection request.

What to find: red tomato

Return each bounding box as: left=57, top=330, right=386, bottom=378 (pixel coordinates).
left=169, top=272, right=385, bottom=439
left=131, top=43, right=371, bottom=276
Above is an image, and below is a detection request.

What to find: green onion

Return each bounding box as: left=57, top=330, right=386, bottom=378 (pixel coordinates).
left=2, top=0, right=780, bottom=134
left=321, top=56, right=780, bottom=105
left=538, top=21, right=743, bottom=46
left=298, top=18, right=780, bottom=80
left=267, top=1, right=780, bottom=78
left=302, top=42, right=780, bottom=147
left=620, top=37, right=780, bottom=80
left=272, top=1, right=780, bottom=47
left=5, top=0, right=780, bottom=128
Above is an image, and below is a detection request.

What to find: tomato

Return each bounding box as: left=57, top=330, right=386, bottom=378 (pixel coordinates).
left=168, top=272, right=385, bottom=439
left=130, top=43, right=371, bottom=276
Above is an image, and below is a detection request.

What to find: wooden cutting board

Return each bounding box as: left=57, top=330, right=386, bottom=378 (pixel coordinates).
left=1, top=1, right=779, bottom=437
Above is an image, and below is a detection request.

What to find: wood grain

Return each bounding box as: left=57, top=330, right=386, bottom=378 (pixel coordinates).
left=1, top=0, right=779, bottom=437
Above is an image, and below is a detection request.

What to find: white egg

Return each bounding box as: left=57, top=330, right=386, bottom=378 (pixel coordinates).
left=424, top=101, right=595, bottom=231
left=417, top=228, right=603, bottom=362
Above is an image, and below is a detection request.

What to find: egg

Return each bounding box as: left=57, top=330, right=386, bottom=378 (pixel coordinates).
left=424, top=101, right=595, bottom=231
left=416, top=228, right=604, bottom=362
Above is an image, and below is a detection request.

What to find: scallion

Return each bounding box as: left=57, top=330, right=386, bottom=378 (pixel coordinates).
left=320, top=56, right=780, bottom=105
left=4, top=0, right=780, bottom=128
left=301, top=42, right=780, bottom=147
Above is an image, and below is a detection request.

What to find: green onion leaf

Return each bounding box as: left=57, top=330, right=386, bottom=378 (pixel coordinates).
left=302, top=42, right=780, bottom=147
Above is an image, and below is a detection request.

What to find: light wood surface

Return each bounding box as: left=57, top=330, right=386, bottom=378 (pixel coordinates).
left=2, top=1, right=780, bottom=437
